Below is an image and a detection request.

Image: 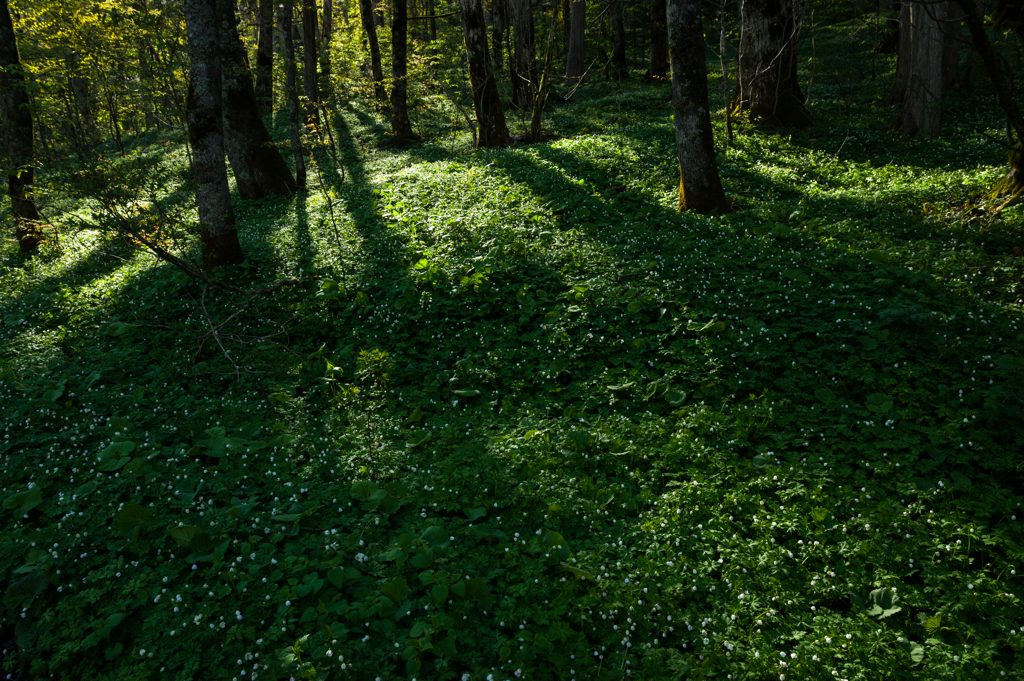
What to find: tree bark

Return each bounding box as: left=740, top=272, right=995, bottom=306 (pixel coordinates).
left=0, top=0, right=41, bottom=252
left=735, top=0, right=811, bottom=128
left=302, top=0, right=321, bottom=127
left=391, top=0, right=419, bottom=144
left=255, top=0, right=274, bottom=116
left=279, top=0, right=307, bottom=189
left=320, top=0, right=333, bottom=99
left=607, top=0, right=628, bottom=80
left=564, top=0, right=586, bottom=86
left=358, top=0, right=388, bottom=102
left=183, top=0, right=244, bottom=270
left=460, top=0, right=510, bottom=147
left=218, top=0, right=297, bottom=199
left=510, top=0, right=537, bottom=109
left=942, top=1, right=964, bottom=91
left=648, top=0, right=668, bottom=79
left=668, top=0, right=728, bottom=214
left=886, top=0, right=945, bottom=137
left=491, top=0, right=507, bottom=72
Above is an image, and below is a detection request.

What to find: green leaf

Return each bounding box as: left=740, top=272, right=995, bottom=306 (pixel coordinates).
left=350, top=481, right=380, bottom=500
left=106, top=322, right=131, bottom=337
left=435, top=636, right=457, bottom=658
left=381, top=577, right=409, bottom=605
left=865, top=393, right=893, bottom=413
left=452, top=389, right=481, bottom=397
left=664, top=390, right=687, bottom=407
left=814, top=388, right=837, bottom=404
left=168, top=526, right=214, bottom=553
left=463, top=507, right=486, bottom=521
left=3, top=486, right=42, bottom=515
left=409, top=550, right=433, bottom=569
left=3, top=571, right=49, bottom=609
left=410, top=621, right=428, bottom=638
left=97, top=441, right=135, bottom=471
left=898, top=640, right=925, bottom=663
left=74, top=481, right=97, bottom=497
left=115, top=503, right=152, bottom=538
left=752, top=455, right=767, bottom=468
left=432, top=584, right=449, bottom=603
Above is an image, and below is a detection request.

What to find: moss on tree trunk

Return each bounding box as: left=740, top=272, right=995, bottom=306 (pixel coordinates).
left=0, top=0, right=41, bottom=252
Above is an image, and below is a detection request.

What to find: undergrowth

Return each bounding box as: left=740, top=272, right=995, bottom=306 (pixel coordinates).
left=2, top=13, right=1024, bottom=681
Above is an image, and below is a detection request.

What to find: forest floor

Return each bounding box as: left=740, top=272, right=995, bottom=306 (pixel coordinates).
left=3, top=15, right=1024, bottom=681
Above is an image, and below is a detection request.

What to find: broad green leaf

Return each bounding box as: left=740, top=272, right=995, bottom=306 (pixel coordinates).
left=3, top=486, right=42, bottom=515
left=115, top=503, right=152, bottom=538
left=381, top=577, right=409, bottom=605
left=97, top=441, right=135, bottom=471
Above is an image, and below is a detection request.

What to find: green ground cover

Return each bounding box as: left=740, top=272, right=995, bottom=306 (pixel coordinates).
left=3, top=15, right=1024, bottom=681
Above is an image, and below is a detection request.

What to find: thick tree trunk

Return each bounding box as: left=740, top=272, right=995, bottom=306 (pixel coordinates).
left=668, top=0, right=727, bottom=214
left=942, top=1, right=964, bottom=91
left=358, top=0, right=388, bottom=102
left=648, top=0, right=668, bottom=79
left=886, top=0, right=944, bottom=137
left=607, top=0, right=628, bottom=80
left=391, top=0, right=419, bottom=144
left=735, top=0, right=810, bottom=128
left=564, top=0, right=586, bottom=86
left=279, top=1, right=307, bottom=189
left=510, top=0, right=537, bottom=109
left=0, top=0, right=41, bottom=252
left=183, top=0, right=244, bottom=270
left=302, top=0, right=321, bottom=127
left=218, top=0, right=297, bottom=198
left=255, top=0, right=274, bottom=116
left=460, top=0, right=510, bottom=147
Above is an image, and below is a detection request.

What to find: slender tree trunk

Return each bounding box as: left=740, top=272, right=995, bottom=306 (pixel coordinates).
left=391, top=0, right=419, bottom=143
left=608, top=0, right=628, bottom=80
left=648, top=0, right=668, bottom=79
left=668, top=0, right=727, bottom=213
left=218, top=0, right=297, bottom=198
left=735, top=0, right=810, bottom=128
left=70, top=63, right=95, bottom=144
left=564, top=0, right=586, bottom=86
left=358, top=0, right=388, bottom=102
left=886, top=0, right=944, bottom=137
left=460, top=0, right=510, bottom=147
left=139, top=42, right=156, bottom=128
left=183, top=0, right=244, bottom=270
left=106, top=86, right=125, bottom=155
left=428, top=0, right=437, bottom=39
left=320, top=0, right=333, bottom=99
left=302, top=0, right=321, bottom=127
left=0, top=0, right=41, bottom=252
left=255, top=0, right=274, bottom=116
left=510, top=0, right=537, bottom=109
left=952, top=0, right=1024, bottom=197
left=279, top=0, right=307, bottom=189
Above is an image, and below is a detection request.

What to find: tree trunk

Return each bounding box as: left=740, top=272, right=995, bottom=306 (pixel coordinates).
left=358, top=0, right=388, bottom=102
left=183, top=0, right=244, bottom=270
left=218, top=0, right=297, bottom=198
left=953, top=0, right=1024, bottom=198
left=460, top=0, right=510, bottom=147
left=255, top=0, right=274, bottom=116
left=279, top=0, right=307, bottom=189
left=0, top=0, right=41, bottom=252
left=391, top=0, right=419, bottom=144
left=491, top=0, right=506, bottom=72
left=510, top=0, right=537, bottom=109
left=886, top=0, right=944, bottom=137
left=607, top=0, right=628, bottom=80
left=139, top=41, right=156, bottom=128
left=320, top=0, right=333, bottom=99
left=735, top=0, right=811, bottom=128
left=302, top=0, right=321, bottom=127
left=942, top=1, right=964, bottom=91
left=648, top=0, right=668, bottom=79
left=668, top=0, right=727, bottom=214
left=564, top=0, right=586, bottom=86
